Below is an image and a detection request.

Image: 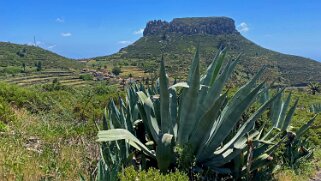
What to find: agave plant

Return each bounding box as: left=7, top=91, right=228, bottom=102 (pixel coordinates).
left=98, top=50, right=274, bottom=172
left=308, top=82, right=320, bottom=95
left=96, top=49, right=316, bottom=180
left=310, top=103, right=321, bottom=114
left=232, top=88, right=318, bottom=180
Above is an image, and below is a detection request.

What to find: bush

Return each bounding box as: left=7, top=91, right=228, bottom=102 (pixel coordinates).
left=0, top=66, right=22, bottom=74
left=93, top=84, right=117, bottom=95
left=0, top=98, right=16, bottom=131
left=42, top=79, right=70, bottom=92
left=119, top=166, right=188, bottom=181
left=79, top=74, right=93, bottom=81
left=112, top=66, right=122, bottom=76
left=0, top=82, right=51, bottom=113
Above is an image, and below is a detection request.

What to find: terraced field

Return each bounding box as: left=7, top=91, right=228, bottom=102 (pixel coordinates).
left=2, top=70, right=92, bottom=87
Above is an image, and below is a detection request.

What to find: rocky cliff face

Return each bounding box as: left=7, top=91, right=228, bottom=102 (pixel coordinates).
left=143, top=17, right=239, bottom=36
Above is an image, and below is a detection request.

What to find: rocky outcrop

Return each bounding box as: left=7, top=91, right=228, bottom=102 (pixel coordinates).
left=143, top=17, right=239, bottom=36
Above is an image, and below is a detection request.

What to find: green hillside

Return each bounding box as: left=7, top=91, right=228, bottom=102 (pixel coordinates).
left=94, top=17, right=321, bottom=85
left=0, top=42, right=84, bottom=71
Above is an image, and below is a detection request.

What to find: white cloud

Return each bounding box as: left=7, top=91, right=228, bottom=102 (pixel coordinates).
left=56, top=17, right=64, bottom=23
left=118, top=40, right=132, bottom=45
left=133, top=28, right=144, bottom=35
left=237, top=22, right=249, bottom=33
left=61, top=32, right=72, bottom=37
left=47, top=45, right=56, bottom=49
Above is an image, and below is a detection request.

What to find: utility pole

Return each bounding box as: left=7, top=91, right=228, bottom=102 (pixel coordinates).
left=34, top=36, right=37, bottom=47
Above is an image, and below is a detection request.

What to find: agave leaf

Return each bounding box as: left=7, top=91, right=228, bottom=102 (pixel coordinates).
left=282, top=98, right=299, bottom=131
left=205, top=131, right=258, bottom=167
left=200, top=48, right=227, bottom=86
left=190, top=93, right=227, bottom=154
left=276, top=92, right=292, bottom=128
left=211, top=167, right=232, bottom=174
left=169, top=88, right=178, bottom=139
left=96, top=159, right=108, bottom=181
left=168, top=82, right=189, bottom=90
left=258, top=84, right=270, bottom=104
left=214, top=89, right=283, bottom=155
left=295, top=115, right=317, bottom=139
left=177, top=50, right=200, bottom=145
left=108, top=100, right=122, bottom=128
left=198, top=58, right=239, bottom=119
left=137, top=91, right=160, bottom=139
left=200, top=82, right=265, bottom=161
left=97, top=129, right=155, bottom=158
left=143, top=97, right=161, bottom=143
left=256, top=122, right=266, bottom=140
left=251, top=153, right=271, bottom=171
left=234, top=131, right=259, bottom=149
left=159, top=57, right=172, bottom=134
left=187, top=47, right=200, bottom=84
left=102, top=108, right=109, bottom=130
left=265, top=137, right=286, bottom=155
left=156, top=133, right=174, bottom=172
left=118, top=98, right=128, bottom=130
left=252, top=144, right=270, bottom=159
left=270, top=92, right=282, bottom=127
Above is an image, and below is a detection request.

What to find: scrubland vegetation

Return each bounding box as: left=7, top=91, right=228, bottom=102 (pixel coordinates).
left=0, top=81, right=121, bottom=180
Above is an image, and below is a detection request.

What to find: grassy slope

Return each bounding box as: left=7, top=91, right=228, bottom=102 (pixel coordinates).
left=0, top=42, right=84, bottom=70
left=94, top=33, right=321, bottom=85
left=0, top=82, right=122, bottom=180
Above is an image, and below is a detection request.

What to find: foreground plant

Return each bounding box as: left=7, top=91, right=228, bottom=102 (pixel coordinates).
left=308, top=82, right=320, bottom=95
left=96, top=49, right=317, bottom=180
left=232, top=88, right=318, bottom=180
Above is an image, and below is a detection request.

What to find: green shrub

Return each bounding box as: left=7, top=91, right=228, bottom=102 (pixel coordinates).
left=79, top=74, right=93, bottom=81
left=0, top=98, right=16, bottom=131
left=112, top=66, right=122, bottom=76
left=93, top=84, right=116, bottom=95
left=42, top=79, right=70, bottom=92
left=0, top=82, right=52, bottom=112
left=119, top=166, right=188, bottom=181
left=0, top=66, right=23, bottom=74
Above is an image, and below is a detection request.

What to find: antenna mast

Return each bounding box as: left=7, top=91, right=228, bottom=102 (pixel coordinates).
left=34, top=36, right=37, bottom=47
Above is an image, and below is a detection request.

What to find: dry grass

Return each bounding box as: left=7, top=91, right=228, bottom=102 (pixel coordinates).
left=0, top=108, right=98, bottom=180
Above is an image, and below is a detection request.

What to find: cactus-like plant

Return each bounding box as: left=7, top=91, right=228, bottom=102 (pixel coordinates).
left=232, top=88, right=317, bottom=180
left=96, top=49, right=316, bottom=180
left=98, top=49, right=275, bottom=172
left=308, top=82, right=320, bottom=95
left=310, top=103, right=321, bottom=113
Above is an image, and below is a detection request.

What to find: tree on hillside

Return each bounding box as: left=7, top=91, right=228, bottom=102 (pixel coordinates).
left=36, top=61, right=42, bottom=71
left=17, top=48, right=27, bottom=57
left=112, top=67, right=122, bottom=76
left=22, top=62, right=26, bottom=72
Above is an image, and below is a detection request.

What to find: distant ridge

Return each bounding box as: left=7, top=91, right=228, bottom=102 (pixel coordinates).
left=0, top=42, right=83, bottom=70
left=94, top=17, right=321, bottom=85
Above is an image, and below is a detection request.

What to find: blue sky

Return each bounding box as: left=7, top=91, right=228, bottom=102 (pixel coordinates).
left=1, top=0, right=321, bottom=60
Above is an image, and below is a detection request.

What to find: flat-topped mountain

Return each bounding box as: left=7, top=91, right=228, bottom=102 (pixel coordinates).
left=94, top=16, right=321, bottom=85
left=144, top=17, right=239, bottom=36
